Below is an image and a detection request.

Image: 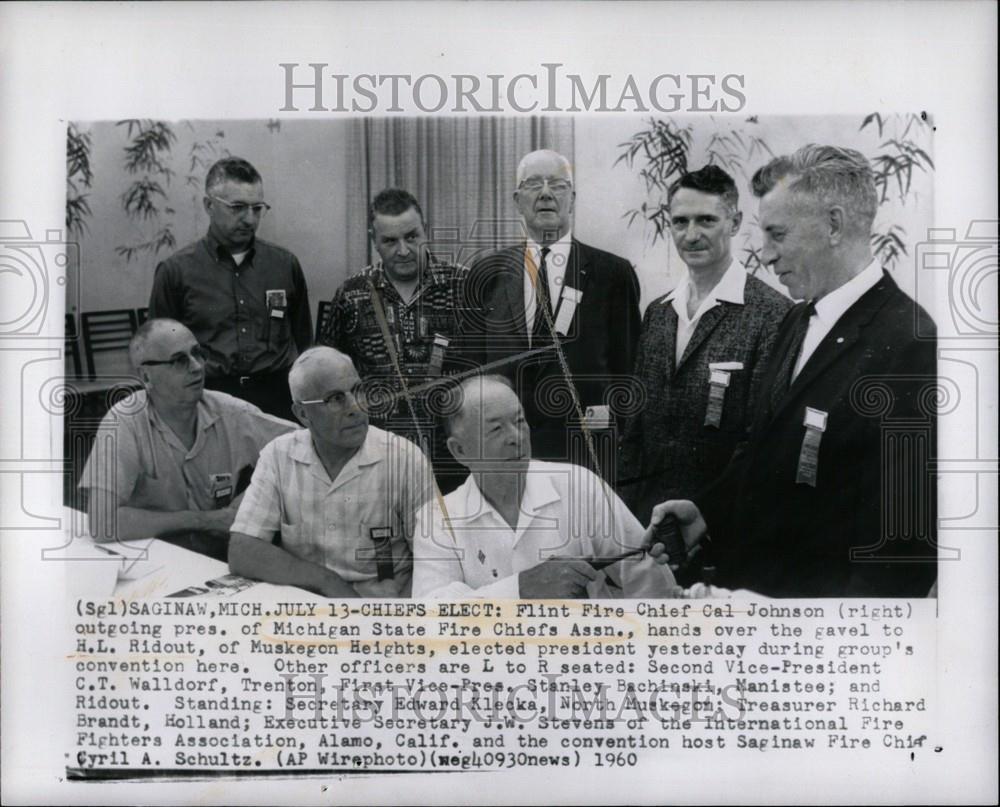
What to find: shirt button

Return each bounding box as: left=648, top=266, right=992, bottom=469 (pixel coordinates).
left=241, top=328, right=247, bottom=333
left=239, top=299, right=245, bottom=305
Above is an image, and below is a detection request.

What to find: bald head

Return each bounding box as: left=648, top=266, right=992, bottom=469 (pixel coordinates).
left=129, top=318, right=194, bottom=368
left=445, top=375, right=530, bottom=469
left=288, top=346, right=356, bottom=402
left=514, top=150, right=576, bottom=245
left=516, top=150, right=573, bottom=187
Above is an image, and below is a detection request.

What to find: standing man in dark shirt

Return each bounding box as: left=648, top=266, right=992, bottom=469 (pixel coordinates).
left=148, top=157, right=312, bottom=421
left=320, top=188, right=468, bottom=491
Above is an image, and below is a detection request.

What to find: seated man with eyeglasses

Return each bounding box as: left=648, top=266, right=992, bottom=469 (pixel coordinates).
left=80, top=319, right=297, bottom=559
left=149, top=156, right=312, bottom=422
left=228, top=346, right=437, bottom=597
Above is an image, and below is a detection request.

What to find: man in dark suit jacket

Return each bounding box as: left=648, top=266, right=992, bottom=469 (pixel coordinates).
left=457, top=149, right=641, bottom=476
left=649, top=145, right=938, bottom=598
left=619, top=166, right=792, bottom=527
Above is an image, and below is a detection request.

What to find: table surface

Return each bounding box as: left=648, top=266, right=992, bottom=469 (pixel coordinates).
left=57, top=508, right=323, bottom=601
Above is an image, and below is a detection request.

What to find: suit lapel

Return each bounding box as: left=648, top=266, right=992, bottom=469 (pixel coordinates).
left=661, top=305, right=679, bottom=380
left=496, top=246, right=527, bottom=336
left=772, top=273, right=897, bottom=421
left=677, top=304, right=730, bottom=372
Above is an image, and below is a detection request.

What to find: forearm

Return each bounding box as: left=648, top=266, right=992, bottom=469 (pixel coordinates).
left=228, top=532, right=357, bottom=597
left=90, top=502, right=210, bottom=543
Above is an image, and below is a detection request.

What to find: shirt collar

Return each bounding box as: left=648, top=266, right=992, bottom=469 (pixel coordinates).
left=461, top=459, right=561, bottom=523
left=813, top=258, right=883, bottom=324
left=204, top=229, right=255, bottom=264
left=665, top=259, right=746, bottom=306
left=146, top=392, right=219, bottom=452
left=526, top=230, right=573, bottom=260
left=290, top=426, right=384, bottom=485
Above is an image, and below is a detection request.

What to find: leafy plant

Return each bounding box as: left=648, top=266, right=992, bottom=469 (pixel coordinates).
left=66, top=123, right=93, bottom=236
left=116, top=119, right=177, bottom=262
left=616, top=113, right=935, bottom=274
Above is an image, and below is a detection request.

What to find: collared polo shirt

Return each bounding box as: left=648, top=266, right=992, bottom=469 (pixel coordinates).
left=79, top=389, right=296, bottom=510
left=231, top=426, right=434, bottom=596
left=665, top=260, right=748, bottom=363
left=149, top=231, right=313, bottom=378
left=412, top=459, right=678, bottom=598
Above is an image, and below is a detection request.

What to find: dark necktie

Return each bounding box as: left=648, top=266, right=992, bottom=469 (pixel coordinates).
left=532, top=246, right=553, bottom=337
left=768, top=300, right=816, bottom=413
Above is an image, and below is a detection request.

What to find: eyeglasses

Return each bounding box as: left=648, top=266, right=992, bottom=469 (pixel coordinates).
left=140, top=345, right=207, bottom=371
left=297, top=383, right=368, bottom=412
left=208, top=196, right=271, bottom=217
left=518, top=177, right=573, bottom=194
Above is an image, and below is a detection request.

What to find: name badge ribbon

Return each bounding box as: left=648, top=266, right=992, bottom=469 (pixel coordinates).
left=428, top=333, right=450, bottom=377
left=369, top=526, right=396, bottom=581
left=796, top=407, right=828, bottom=487
left=209, top=473, right=233, bottom=505
left=554, top=286, right=582, bottom=335
left=704, top=367, right=732, bottom=428
left=266, top=289, right=287, bottom=319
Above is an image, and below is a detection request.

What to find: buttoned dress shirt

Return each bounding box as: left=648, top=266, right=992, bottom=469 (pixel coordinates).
left=231, top=426, right=434, bottom=596
left=792, top=258, right=884, bottom=379
left=666, top=260, right=747, bottom=363
left=412, top=460, right=678, bottom=598
left=148, top=231, right=312, bottom=378
left=79, top=389, right=296, bottom=510
left=523, top=232, right=573, bottom=341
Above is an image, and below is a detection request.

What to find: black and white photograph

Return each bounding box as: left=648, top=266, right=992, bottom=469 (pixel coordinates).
left=1, top=2, right=996, bottom=804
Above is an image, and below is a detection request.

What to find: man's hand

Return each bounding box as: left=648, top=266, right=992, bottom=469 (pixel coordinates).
left=645, top=500, right=708, bottom=565
left=518, top=557, right=599, bottom=599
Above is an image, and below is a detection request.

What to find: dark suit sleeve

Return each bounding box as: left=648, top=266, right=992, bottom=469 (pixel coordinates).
left=844, top=318, right=938, bottom=597
left=289, top=255, right=313, bottom=351
left=611, top=259, right=643, bottom=378
left=617, top=304, right=653, bottom=489
left=148, top=260, right=181, bottom=320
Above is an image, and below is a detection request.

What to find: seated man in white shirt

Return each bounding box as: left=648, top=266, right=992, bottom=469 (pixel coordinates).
left=229, top=346, right=436, bottom=597
left=412, top=375, right=679, bottom=599
left=80, top=318, right=296, bottom=560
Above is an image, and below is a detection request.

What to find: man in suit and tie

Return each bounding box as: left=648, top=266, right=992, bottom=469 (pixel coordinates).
left=458, top=149, right=642, bottom=477
left=648, top=145, right=938, bottom=598
left=618, top=165, right=791, bottom=530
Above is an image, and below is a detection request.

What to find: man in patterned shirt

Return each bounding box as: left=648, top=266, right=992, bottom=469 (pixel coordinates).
left=320, top=188, right=468, bottom=492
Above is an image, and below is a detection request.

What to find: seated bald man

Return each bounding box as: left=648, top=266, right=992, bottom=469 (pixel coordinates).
left=80, top=318, right=296, bottom=559
left=412, top=375, right=679, bottom=599
left=229, top=346, right=436, bottom=597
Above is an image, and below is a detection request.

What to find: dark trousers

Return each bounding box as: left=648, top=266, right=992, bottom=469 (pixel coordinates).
left=206, top=370, right=296, bottom=423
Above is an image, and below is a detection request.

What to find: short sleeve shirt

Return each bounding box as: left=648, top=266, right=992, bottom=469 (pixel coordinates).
left=412, top=460, right=679, bottom=598
left=231, top=426, right=435, bottom=595
left=79, top=389, right=296, bottom=510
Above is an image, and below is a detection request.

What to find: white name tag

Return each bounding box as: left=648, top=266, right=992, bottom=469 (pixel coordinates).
left=709, top=369, right=731, bottom=387
left=709, top=361, right=744, bottom=371
left=583, top=404, right=611, bottom=429
left=803, top=406, right=828, bottom=432
left=270, top=308, right=285, bottom=319
left=554, top=287, right=583, bottom=335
